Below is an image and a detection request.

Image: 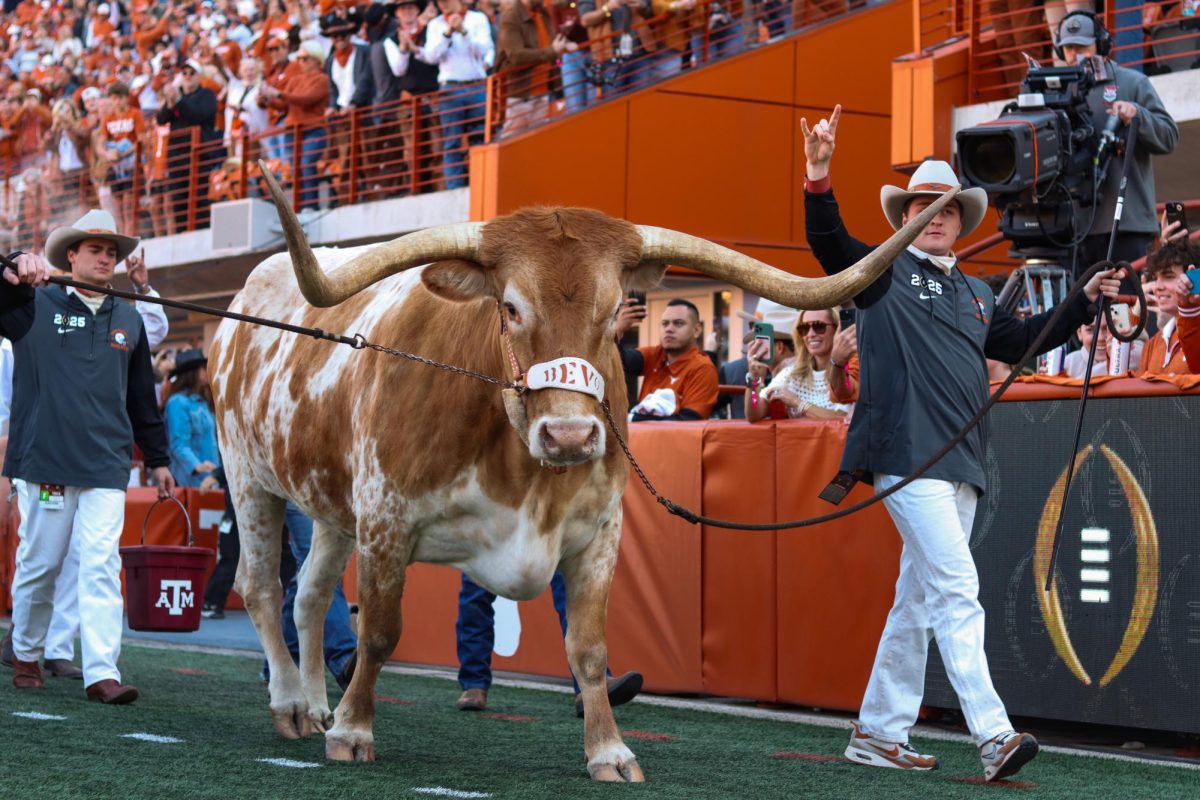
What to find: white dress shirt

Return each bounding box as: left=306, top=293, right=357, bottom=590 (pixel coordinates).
left=422, top=10, right=494, bottom=83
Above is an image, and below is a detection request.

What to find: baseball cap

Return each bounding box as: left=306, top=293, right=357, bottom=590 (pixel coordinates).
left=81, top=85, right=102, bottom=101
left=1057, top=13, right=1098, bottom=47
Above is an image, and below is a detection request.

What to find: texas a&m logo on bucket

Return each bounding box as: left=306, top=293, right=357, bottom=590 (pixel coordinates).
left=155, top=579, right=195, bottom=617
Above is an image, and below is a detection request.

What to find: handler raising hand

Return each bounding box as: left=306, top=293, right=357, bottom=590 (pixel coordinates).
left=798, top=105, right=1123, bottom=783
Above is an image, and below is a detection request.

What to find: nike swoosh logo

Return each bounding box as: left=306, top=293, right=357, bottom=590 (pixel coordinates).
left=866, top=742, right=900, bottom=758
left=56, top=328, right=78, bottom=334
left=918, top=293, right=934, bottom=300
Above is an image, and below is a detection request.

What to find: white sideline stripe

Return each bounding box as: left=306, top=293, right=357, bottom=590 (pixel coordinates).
left=12, top=711, right=67, bottom=721
left=256, top=758, right=322, bottom=769
left=124, top=642, right=1200, bottom=773
left=1081, top=527, right=1111, bottom=543
left=122, top=732, right=184, bottom=743
left=412, top=789, right=492, bottom=799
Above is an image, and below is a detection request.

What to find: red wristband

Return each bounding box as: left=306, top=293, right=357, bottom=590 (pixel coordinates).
left=805, top=174, right=832, bottom=194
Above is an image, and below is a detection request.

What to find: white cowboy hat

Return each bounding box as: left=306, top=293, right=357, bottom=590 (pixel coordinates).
left=45, top=209, right=140, bottom=271
left=290, top=40, right=326, bottom=63
left=736, top=298, right=800, bottom=342
left=880, top=159, right=988, bottom=239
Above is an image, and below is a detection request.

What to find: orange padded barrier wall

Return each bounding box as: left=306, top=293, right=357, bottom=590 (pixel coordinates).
left=470, top=1, right=917, bottom=272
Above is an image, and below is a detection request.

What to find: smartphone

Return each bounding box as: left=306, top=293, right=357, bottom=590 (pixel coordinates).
left=752, top=321, right=774, bottom=364
left=1109, top=302, right=1131, bottom=332
left=1165, top=201, right=1188, bottom=233
left=838, top=308, right=856, bottom=329
left=1187, top=268, right=1200, bottom=296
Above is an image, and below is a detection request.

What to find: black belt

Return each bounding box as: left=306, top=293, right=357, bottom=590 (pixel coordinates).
left=440, top=79, right=481, bottom=86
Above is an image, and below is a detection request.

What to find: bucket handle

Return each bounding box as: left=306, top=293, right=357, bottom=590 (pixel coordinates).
left=141, top=495, right=194, bottom=547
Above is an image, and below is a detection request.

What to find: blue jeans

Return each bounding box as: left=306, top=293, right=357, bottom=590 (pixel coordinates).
left=295, top=126, right=327, bottom=210
left=459, top=572, right=605, bottom=694
left=436, top=82, right=487, bottom=190
left=281, top=501, right=357, bottom=678
left=560, top=50, right=592, bottom=114
left=263, top=130, right=292, bottom=165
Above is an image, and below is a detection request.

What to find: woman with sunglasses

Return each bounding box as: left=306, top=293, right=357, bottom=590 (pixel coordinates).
left=745, top=308, right=851, bottom=423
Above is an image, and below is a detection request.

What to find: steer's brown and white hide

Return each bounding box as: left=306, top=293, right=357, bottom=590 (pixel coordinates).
left=210, top=210, right=656, bottom=781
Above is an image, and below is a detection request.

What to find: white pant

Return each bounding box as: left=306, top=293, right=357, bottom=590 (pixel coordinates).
left=44, top=539, right=81, bottom=661
left=859, top=475, right=1012, bottom=746
left=9, top=479, right=126, bottom=685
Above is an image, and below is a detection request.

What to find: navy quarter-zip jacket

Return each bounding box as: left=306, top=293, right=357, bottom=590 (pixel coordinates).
left=805, top=188, right=1093, bottom=493
left=0, top=279, right=169, bottom=490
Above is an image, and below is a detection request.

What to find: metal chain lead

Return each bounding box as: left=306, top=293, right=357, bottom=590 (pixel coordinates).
left=358, top=339, right=525, bottom=392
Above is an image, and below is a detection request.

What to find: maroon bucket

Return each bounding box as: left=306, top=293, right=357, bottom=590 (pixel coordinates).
left=120, top=496, right=214, bottom=633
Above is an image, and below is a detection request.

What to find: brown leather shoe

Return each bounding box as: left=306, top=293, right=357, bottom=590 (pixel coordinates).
left=455, top=688, right=488, bottom=711
left=1, top=628, right=13, bottom=668
left=86, top=679, right=139, bottom=705
left=44, top=659, right=84, bottom=679
left=13, top=658, right=44, bottom=689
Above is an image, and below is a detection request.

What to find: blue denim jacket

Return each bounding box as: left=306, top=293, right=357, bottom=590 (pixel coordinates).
left=164, top=391, right=220, bottom=487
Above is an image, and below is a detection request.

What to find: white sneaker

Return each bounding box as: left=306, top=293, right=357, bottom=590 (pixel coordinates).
left=844, top=720, right=939, bottom=771
left=980, top=731, right=1038, bottom=782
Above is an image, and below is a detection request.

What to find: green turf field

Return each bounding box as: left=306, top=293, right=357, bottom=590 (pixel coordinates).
left=0, top=641, right=1195, bottom=800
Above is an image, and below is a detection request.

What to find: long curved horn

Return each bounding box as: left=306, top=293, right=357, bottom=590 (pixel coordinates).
left=636, top=187, right=960, bottom=309
left=259, top=160, right=484, bottom=307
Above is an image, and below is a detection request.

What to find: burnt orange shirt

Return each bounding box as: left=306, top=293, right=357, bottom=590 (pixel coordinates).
left=102, top=108, right=144, bottom=145
left=637, top=345, right=718, bottom=419
left=1138, top=320, right=1191, bottom=377
left=1179, top=310, right=1200, bottom=374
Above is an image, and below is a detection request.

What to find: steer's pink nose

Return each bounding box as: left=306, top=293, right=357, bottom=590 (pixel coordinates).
left=539, top=420, right=601, bottom=462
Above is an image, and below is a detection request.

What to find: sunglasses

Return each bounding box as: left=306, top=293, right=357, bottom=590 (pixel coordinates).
left=796, top=322, right=830, bottom=335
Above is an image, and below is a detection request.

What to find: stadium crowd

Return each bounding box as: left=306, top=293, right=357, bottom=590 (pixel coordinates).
left=0, top=0, right=851, bottom=244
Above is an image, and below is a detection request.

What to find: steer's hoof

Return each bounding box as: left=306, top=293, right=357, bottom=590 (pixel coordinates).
left=587, top=751, right=644, bottom=783
left=308, top=705, right=334, bottom=733
left=326, top=730, right=375, bottom=762
left=270, top=703, right=315, bottom=740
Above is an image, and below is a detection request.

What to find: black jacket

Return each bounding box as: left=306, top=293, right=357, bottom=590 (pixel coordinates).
left=805, top=188, right=1093, bottom=492
left=0, top=280, right=169, bottom=490
left=326, top=44, right=376, bottom=109
left=156, top=86, right=222, bottom=143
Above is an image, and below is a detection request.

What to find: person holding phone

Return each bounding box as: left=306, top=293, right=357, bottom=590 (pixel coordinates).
left=1137, top=239, right=1199, bottom=377
left=745, top=308, right=852, bottom=423
left=618, top=298, right=718, bottom=420
left=1172, top=261, right=1200, bottom=373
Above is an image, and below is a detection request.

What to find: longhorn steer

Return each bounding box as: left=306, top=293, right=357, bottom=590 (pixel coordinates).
left=209, top=170, right=956, bottom=780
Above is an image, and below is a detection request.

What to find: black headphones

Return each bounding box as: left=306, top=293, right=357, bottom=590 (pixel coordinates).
left=1053, top=10, right=1113, bottom=60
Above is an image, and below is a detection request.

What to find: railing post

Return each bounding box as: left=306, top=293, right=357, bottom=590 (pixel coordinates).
left=484, top=75, right=495, bottom=145
left=348, top=107, right=360, bottom=206
left=701, top=12, right=710, bottom=64
left=291, top=122, right=302, bottom=211
left=186, top=128, right=200, bottom=232
left=967, top=0, right=979, bottom=102
left=132, top=138, right=143, bottom=236
left=240, top=130, right=250, bottom=199
left=409, top=96, right=421, bottom=195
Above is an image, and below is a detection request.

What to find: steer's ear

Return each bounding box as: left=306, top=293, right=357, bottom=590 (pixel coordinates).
left=623, top=260, right=669, bottom=292
left=422, top=259, right=494, bottom=302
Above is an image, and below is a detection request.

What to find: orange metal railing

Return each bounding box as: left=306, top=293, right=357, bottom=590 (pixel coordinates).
left=911, top=0, right=1200, bottom=102
left=0, top=0, right=869, bottom=245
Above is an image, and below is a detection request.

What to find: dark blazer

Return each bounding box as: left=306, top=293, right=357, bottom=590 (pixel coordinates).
left=325, top=43, right=376, bottom=109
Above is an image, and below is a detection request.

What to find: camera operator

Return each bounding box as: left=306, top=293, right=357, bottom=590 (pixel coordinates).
left=1053, top=11, right=1178, bottom=272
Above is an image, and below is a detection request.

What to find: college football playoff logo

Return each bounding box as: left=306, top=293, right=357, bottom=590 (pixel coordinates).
left=1033, top=445, right=1159, bottom=687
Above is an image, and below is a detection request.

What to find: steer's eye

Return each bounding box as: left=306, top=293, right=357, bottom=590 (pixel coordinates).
left=504, top=301, right=521, bottom=324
